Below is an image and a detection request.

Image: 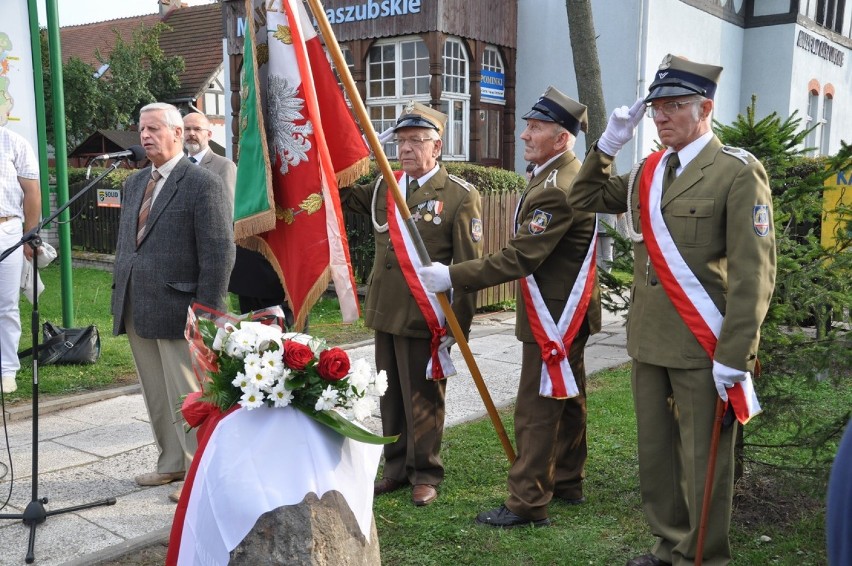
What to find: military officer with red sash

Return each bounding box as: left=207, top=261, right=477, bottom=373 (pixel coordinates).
left=340, top=102, right=483, bottom=507
left=569, top=55, right=776, bottom=566
left=419, top=87, right=601, bottom=527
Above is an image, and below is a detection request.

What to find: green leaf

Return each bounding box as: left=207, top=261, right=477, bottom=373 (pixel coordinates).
left=296, top=406, right=399, bottom=445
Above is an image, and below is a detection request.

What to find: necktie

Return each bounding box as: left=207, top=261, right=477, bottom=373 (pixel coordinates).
left=136, top=170, right=162, bottom=246
left=663, top=152, right=680, bottom=192
left=407, top=178, right=419, bottom=199
left=188, top=156, right=197, bottom=163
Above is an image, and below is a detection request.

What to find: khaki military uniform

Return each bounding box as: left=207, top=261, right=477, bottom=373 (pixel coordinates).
left=341, top=166, right=482, bottom=486
left=570, top=136, right=776, bottom=566
left=449, top=151, right=602, bottom=520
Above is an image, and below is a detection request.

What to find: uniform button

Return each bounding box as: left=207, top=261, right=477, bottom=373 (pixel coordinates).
left=690, top=207, right=696, bottom=214
left=650, top=278, right=658, bottom=286
left=385, top=263, right=392, bottom=269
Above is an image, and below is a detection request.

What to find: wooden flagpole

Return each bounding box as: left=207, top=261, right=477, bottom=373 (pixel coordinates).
left=695, top=397, right=726, bottom=566
left=303, top=0, right=515, bottom=463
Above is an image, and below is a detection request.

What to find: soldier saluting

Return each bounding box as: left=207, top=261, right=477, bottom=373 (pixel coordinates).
left=569, top=54, right=776, bottom=566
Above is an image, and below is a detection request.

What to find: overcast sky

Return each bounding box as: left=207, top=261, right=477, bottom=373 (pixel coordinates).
left=36, top=0, right=216, bottom=27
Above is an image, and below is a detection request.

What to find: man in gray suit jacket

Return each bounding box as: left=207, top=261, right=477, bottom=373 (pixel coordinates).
left=183, top=112, right=236, bottom=201
left=112, top=102, right=235, bottom=502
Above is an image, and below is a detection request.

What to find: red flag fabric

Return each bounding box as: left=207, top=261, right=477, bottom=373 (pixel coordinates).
left=238, top=0, right=369, bottom=329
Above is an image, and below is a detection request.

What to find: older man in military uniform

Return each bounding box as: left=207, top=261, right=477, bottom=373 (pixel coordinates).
left=569, top=55, right=776, bottom=566
left=419, top=87, right=601, bottom=527
left=340, top=102, right=483, bottom=507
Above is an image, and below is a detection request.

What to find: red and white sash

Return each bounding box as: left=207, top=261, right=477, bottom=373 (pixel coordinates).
left=516, top=198, right=597, bottom=398
left=386, top=180, right=456, bottom=380
left=639, top=150, right=761, bottom=424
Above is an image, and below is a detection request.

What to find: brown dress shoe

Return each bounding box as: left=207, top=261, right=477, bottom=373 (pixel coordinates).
left=135, top=471, right=185, bottom=486
left=374, top=477, right=407, bottom=496
left=168, top=483, right=184, bottom=503
left=625, top=554, right=670, bottom=566
left=411, top=484, right=437, bottom=506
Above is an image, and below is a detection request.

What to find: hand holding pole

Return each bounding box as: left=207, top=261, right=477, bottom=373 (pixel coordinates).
left=304, top=0, right=515, bottom=463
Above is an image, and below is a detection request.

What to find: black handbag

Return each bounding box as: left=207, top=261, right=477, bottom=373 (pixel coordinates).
left=18, top=322, right=102, bottom=365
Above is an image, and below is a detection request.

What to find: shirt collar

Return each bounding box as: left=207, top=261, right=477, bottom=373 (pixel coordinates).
left=532, top=150, right=568, bottom=178
left=405, top=163, right=440, bottom=188
left=152, top=152, right=184, bottom=180
left=666, top=131, right=713, bottom=174
left=188, top=147, right=209, bottom=163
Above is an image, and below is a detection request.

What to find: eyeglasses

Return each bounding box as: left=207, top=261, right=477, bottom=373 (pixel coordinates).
left=646, top=100, right=699, bottom=118
left=393, top=136, right=435, bottom=148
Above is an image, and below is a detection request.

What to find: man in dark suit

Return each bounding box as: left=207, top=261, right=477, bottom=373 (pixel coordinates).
left=570, top=55, right=776, bottom=566
left=341, top=102, right=483, bottom=506
left=419, top=87, right=601, bottom=527
left=112, top=102, right=235, bottom=502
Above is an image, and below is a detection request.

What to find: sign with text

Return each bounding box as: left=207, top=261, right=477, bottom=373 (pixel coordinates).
left=97, top=188, right=121, bottom=208
left=480, top=69, right=505, bottom=104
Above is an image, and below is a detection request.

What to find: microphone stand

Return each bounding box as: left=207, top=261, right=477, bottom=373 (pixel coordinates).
left=0, top=159, right=127, bottom=564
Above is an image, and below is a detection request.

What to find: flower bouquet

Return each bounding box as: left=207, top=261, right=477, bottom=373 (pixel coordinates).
left=184, top=303, right=396, bottom=445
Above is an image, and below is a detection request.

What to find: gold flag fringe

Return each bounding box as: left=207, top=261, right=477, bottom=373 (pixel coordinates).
left=234, top=209, right=276, bottom=241
left=335, top=156, right=370, bottom=189
left=235, top=236, right=332, bottom=333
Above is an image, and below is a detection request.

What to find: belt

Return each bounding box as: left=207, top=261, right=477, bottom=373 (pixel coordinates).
left=0, top=217, right=13, bottom=224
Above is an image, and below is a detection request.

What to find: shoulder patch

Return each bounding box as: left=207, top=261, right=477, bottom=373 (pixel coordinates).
left=529, top=209, right=552, bottom=235
left=448, top=174, right=474, bottom=192
left=721, top=146, right=756, bottom=165
left=753, top=205, right=771, bottom=237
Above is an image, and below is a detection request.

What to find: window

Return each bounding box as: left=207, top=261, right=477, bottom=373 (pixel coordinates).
left=820, top=94, right=833, bottom=154
left=481, top=109, right=502, bottom=160
left=805, top=90, right=819, bottom=155
left=203, top=76, right=226, bottom=118
left=329, top=45, right=355, bottom=97
left=369, top=104, right=399, bottom=159
left=815, top=0, right=846, bottom=33
left=440, top=38, right=470, bottom=160
left=365, top=37, right=432, bottom=159
left=482, top=46, right=504, bottom=74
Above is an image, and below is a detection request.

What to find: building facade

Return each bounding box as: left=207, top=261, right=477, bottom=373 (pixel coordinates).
left=222, top=0, right=850, bottom=174
left=517, top=0, right=851, bottom=173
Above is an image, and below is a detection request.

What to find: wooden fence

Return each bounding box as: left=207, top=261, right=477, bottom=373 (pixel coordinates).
left=67, top=185, right=520, bottom=309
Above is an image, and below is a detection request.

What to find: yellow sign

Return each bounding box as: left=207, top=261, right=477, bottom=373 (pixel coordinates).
left=822, top=169, right=852, bottom=249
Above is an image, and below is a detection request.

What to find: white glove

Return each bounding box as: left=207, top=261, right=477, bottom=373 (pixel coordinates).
left=363, top=126, right=395, bottom=149
left=377, top=126, right=395, bottom=144
left=712, top=360, right=749, bottom=402
left=597, top=98, right=646, bottom=156
left=418, top=262, right=451, bottom=293
left=438, top=334, right=456, bottom=352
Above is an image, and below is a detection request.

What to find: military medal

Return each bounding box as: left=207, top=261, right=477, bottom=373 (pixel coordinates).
left=432, top=200, right=444, bottom=225
left=423, top=212, right=433, bottom=222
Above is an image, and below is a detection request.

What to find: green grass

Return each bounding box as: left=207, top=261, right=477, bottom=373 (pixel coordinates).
left=14, top=265, right=137, bottom=400
left=375, top=366, right=832, bottom=566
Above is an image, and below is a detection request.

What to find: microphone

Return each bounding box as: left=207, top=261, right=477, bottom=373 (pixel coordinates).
left=92, top=145, right=147, bottom=162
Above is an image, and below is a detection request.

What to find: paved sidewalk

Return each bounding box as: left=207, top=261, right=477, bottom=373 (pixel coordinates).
left=0, top=309, right=628, bottom=565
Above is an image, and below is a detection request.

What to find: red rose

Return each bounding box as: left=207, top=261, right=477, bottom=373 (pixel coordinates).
left=318, top=347, right=351, bottom=381
left=283, top=340, right=314, bottom=370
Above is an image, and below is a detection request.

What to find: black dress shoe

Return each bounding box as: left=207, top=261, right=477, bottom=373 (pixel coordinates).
left=625, top=554, right=670, bottom=566
left=374, top=477, right=407, bottom=496
left=475, top=505, right=550, bottom=528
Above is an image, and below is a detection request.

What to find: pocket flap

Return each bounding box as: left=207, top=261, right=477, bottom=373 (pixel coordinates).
left=668, top=199, right=714, bottom=218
